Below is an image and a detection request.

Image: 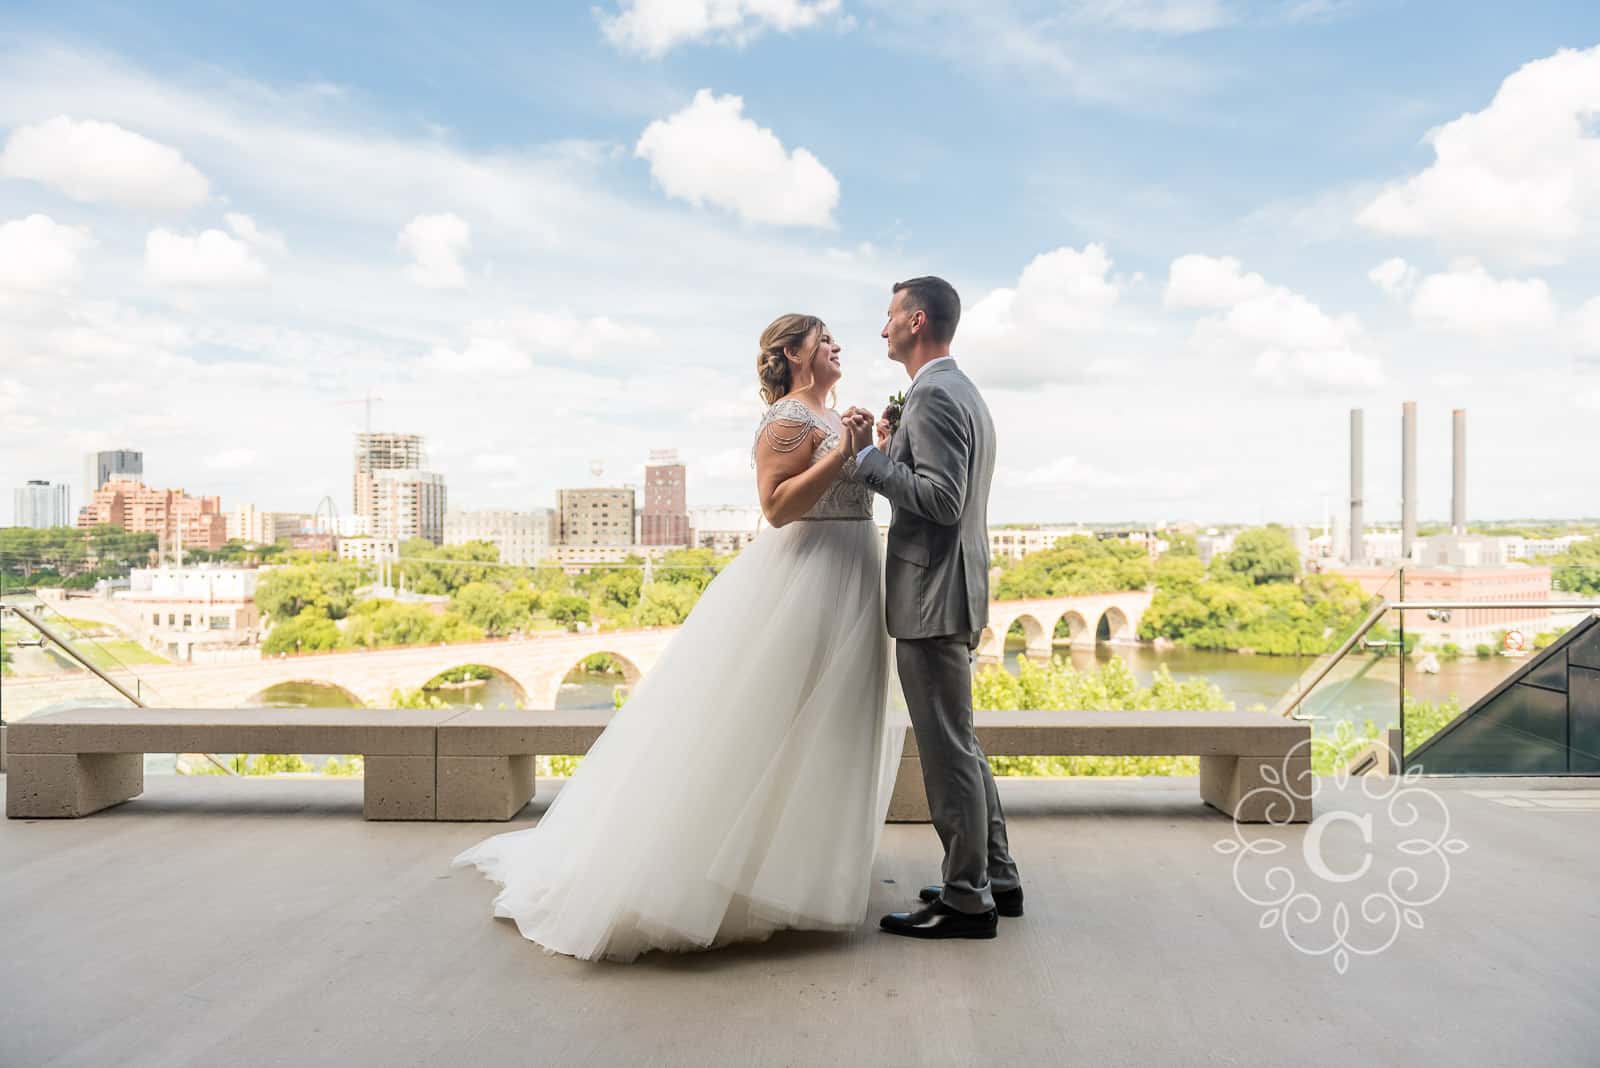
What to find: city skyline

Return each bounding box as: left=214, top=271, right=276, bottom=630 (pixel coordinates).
left=2, top=6, right=1598, bottom=526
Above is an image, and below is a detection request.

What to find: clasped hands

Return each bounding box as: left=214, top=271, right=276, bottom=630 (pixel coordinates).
left=840, top=406, right=892, bottom=454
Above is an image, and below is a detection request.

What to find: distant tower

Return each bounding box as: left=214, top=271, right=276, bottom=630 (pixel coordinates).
left=1452, top=409, right=1467, bottom=537
left=641, top=449, right=690, bottom=547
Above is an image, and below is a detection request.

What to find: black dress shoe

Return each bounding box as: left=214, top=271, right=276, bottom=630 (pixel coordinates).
left=919, top=884, right=1024, bottom=918
left=880, top=900, right=998, bottom=940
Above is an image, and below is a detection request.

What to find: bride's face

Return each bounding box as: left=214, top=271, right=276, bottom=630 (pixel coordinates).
left=796, top=325, right=842, bottom=390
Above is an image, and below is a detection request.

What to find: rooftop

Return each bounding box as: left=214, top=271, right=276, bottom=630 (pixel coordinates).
left=4, top=773, right=1598, bottom=1066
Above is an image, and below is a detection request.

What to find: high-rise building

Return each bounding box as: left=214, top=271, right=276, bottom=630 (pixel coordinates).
left=77, top=480, right=227, bottom=550
left=641, top=450, right=691, bottom=547
left=445, top=508, right=557, bottom=566
left=353, top=432, right=425, bottom=518
left=351, top=432, right=445, bottom=544
left=14, top=480, right=71, bottom=528
left=558, top=487, right=636, bottom=546
left=371, top=469, right=446, bottom=544
left=83, top=449, right=143, bottom=501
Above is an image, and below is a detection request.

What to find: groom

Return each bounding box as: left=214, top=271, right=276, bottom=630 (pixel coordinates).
left=845, top=276, right=1023, bottom=941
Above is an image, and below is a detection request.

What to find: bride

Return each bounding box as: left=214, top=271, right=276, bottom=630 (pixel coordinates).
left=452, top=313, right=903, bottom=962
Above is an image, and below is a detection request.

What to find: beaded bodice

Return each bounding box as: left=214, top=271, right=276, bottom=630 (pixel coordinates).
left=753, top=398, right=874, bottom=521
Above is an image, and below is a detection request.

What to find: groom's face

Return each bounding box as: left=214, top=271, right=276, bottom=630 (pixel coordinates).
left=881, top=290, right=918, bottom=365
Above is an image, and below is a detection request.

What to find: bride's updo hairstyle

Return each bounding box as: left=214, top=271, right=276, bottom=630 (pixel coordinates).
left=757, top=313, right=824, bottom=405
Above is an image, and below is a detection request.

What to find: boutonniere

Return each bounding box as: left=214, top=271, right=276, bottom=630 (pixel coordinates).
left=884, top=391, right=906, bottom=436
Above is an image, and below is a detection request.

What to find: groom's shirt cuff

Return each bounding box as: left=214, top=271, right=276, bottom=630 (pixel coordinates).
left=856, top=444, right=877, bottom=464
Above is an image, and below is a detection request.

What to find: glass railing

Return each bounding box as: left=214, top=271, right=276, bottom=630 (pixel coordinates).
left=1270, top=568, right=1402, bottom=771
left=1271, top=568, right=1600, bottom=776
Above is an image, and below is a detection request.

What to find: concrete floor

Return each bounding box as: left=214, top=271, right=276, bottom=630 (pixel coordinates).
left=3, top=773, right=1597, bottom=1067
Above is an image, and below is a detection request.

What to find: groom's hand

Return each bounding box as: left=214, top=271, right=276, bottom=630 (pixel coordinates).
left=875, top=411, right=892, bottom=451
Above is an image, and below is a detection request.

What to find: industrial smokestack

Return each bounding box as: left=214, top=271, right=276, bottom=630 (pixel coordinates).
left=1349, top=409, right=1365, bottom=564
left=1452, top=409, right=1466, bottom=536
left=1401, top=401, right=1417, bottom=562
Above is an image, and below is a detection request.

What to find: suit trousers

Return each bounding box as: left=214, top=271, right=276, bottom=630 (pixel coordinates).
left=896, top=634, right=1021, bottom=913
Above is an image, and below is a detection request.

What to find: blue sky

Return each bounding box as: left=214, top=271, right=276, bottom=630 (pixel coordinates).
left=1, top=1, right=1597, bottom=527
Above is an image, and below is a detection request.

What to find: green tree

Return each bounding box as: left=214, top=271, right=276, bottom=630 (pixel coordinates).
left=546, top=593, right=591, bottom=630
left=396, top=539, right=499, bottom=595
left=636, top=582, right=699, bottom=626
left=452, top=581, right=516, bottom=636
left=262, top=607, right=343, bottom=654
left=1212, top=526, right=1301, bottom=586
left=1544, top=537, right=1600, bottom=596
left=994, top=536, right=1153, bottom=600
left=972, top=657, right=1233, bottom=776
left=256, top=562, right=361, bottom=621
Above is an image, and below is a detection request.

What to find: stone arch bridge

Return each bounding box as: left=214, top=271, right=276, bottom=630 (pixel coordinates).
left=977, top=591, right=1154, bottom=661
left=7, top=592, right=1153, bottom=717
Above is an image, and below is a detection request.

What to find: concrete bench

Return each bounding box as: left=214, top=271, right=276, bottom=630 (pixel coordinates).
left=887, top=710, right=1313, bottom=823
left=435, top=708, right=611, bottom=820
left=4, top=708, right=460, bottom=820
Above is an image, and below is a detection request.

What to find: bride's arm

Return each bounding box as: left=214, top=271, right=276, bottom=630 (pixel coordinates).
left=756, top=416, right=858, bottom=527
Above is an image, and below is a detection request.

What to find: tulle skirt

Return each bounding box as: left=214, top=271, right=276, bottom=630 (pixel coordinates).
left=452, top=517, right=903, bottom=962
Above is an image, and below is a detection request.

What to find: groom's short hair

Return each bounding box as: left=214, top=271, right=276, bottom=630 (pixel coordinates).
left=893, top=276, right=961, bottom=344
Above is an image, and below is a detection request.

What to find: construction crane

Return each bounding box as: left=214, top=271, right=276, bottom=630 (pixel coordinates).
left=329, top=390, right=385, bottom=432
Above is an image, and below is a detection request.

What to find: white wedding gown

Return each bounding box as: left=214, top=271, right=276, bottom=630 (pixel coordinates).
left=453, top=398, right=904, bottom=962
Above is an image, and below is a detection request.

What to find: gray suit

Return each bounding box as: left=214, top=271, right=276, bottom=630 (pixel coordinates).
left=857, top=359, right=1020, bottom=914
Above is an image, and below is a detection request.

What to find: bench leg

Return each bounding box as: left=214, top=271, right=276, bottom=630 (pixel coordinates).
left=1200, top=755, right=1312, bottom=823
left=6, top=752, right=144, bottom=818
left=362, top=755, right=436, bottom=821
left=886, top=753, right=932, bottom=823
left=436, top=755, right=535, bottom=821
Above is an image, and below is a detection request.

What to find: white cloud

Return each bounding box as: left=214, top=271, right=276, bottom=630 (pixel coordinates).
left=1578, top=389, right=1600, bottom=412
left=635, top=89, right=838, bottom=228
left=225, top=213, right=287, bottom=255
left=1356, top=45, right=1600, bottom=263
left=600, top=0, right=841, bottom=56
left=1368, top=257, right=1417, bottom=297
left=420, top=336, right=531, bottom=374
left=962, top=245, right=1128, bottom=386
left=0, top=115, right=209, bottom=210
left=485, top=309, right=659, bottom=359
left=397, top=212, right=471, bottom=288
left=1164, top=253, right=1267, bottom=309
left=471, top=453, right=517, bottom=472
left=1166, top=253, right=1380, bottom=391
left=1255, top=348, right=1384, bottom=390
left=144, top=227, right=268, bottom=286
left=1575, top=296, right=1600, bottom=354
left=971, top=244, right=1121, bottom=334
left=0, top=213, right=94, bottom=290
left=1409, top=260, right=1556, bottom=335
left=1074, top=0, right=1233, bottom=33
left=206, top=448, right=258, bottom=470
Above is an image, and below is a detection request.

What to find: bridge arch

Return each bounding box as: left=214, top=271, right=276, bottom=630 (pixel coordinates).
left=546, top=650, right=644, bottom=709
left=1097, top=606, right=1134, bottom=644
left=415, top=663, right=529, bottom=709
left=1006, top=614, right=1053, bottom=658
left=1055, top=611, right=1091, bottom=649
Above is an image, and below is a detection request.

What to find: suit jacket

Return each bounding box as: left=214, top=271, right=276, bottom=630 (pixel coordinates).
left=856, top=359, right=995, bottom=640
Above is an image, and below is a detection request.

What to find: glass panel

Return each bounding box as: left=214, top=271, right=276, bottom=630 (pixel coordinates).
left=1, top=590, right=178, bottom=773
left=1405, top=614, right=1600, bottom=774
